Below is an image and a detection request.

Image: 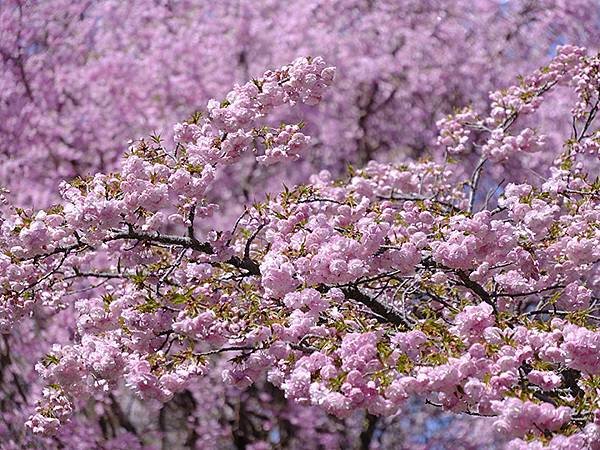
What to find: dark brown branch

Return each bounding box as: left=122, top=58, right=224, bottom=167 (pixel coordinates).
left=455, top=271, right=496, bottom=313
left=109, top=229, right=261, bottom=275
left=360, top=413, right=379, bottom=450
left=342, top=287, right=409, bottom=328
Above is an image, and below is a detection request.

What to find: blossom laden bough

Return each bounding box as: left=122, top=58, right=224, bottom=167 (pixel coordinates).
left=1, top=43, right=600, bottom=450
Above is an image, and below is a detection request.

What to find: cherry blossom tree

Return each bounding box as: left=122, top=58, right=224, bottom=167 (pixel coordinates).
left=1, top=45, right=599, bottom=449
left=2, top=0, right=600, bottom=208
left=1, top=2, right=600, bottom=450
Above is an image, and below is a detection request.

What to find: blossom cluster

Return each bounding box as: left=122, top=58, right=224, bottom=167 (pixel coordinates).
left=0, top=12, right=600, bottom=450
